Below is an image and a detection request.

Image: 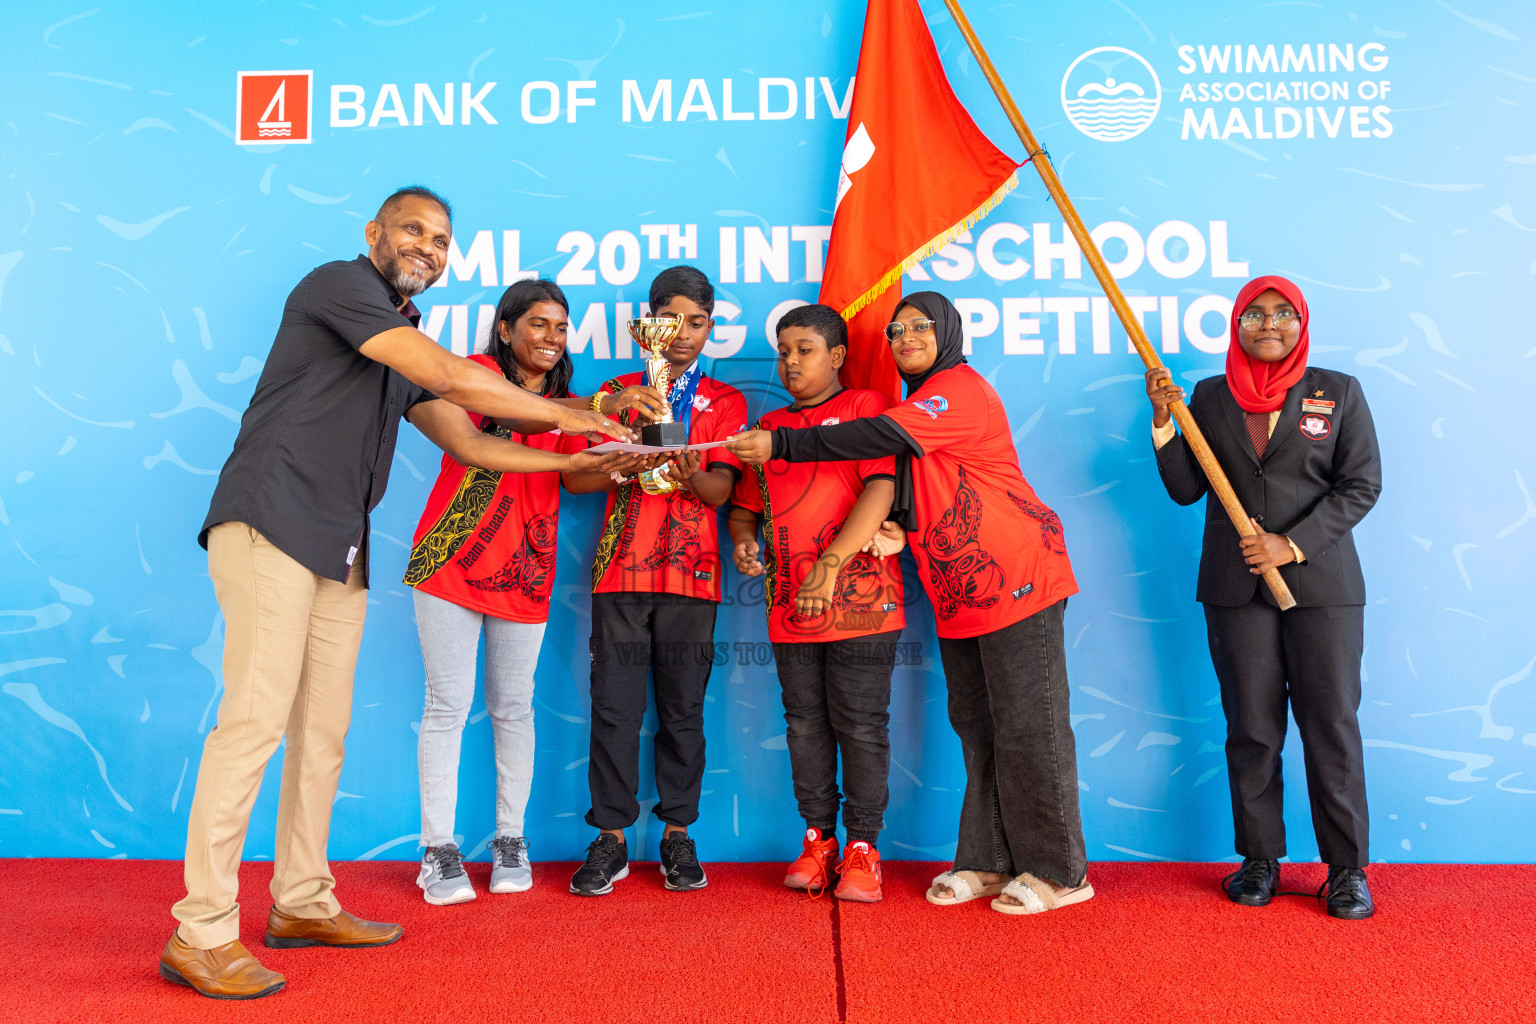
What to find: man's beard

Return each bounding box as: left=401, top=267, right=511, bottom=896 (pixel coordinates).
left=378, top=243, right=433, bottom=298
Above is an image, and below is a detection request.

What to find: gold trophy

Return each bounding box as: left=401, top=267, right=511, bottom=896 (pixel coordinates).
left=627, top=314, right=688, bottom=495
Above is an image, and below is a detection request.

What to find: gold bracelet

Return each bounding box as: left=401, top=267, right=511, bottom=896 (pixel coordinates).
left=590, top=392, right=605, bottom=414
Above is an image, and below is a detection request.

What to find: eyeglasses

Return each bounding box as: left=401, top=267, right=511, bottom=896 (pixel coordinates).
left=1238, top=310, right=1299, bottom=332
left=884, top=318, right=935, bottom=342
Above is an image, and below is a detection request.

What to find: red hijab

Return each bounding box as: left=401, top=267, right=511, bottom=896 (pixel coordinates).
left=1225, top=275, right=1309, bottom=413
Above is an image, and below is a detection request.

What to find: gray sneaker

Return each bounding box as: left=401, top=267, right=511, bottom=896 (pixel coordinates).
left=489, top=835, right=532, bottom=893
left=417, top=844, right=475, bottom=905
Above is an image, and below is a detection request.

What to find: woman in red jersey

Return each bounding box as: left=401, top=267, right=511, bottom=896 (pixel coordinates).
left=404, top=279, right=660, bottom=905
left=727, top=291, right=1091, bottom=915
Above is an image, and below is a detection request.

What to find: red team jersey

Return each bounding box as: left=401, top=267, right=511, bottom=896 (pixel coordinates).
left=590, top=371, right=747, bottom=602
left=883, top=365, right=1078, bottom=639
left=734, top=389, right=906, bottom=644
left=404, top=354, right=584, bottom=623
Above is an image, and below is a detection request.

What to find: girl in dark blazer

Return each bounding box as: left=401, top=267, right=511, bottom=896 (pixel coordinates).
left=1146, top=275, right=1381, bottom=919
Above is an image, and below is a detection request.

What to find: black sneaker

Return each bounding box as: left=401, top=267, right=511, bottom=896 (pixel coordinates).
left=1321, top=865, right=1375, bottom=920
left=1221, top=857, right=1280, bottom=906
left=659, top=832, right=708, bottom=891
left=569, top=833, right=629, bottom=896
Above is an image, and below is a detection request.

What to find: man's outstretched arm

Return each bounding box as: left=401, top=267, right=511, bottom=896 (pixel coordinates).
left=360, top=326, right=631, bottom=441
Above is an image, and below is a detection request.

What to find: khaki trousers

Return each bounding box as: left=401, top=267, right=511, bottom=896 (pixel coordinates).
left=172, top=522, right=367, bottom=948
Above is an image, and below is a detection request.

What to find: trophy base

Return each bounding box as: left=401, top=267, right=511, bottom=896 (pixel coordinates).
left=638, top=467, right=680, bottom=495
left=641, top=421, right=688, bottom=448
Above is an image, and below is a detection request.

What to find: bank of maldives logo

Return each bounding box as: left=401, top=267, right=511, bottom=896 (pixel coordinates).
left=1061, top=47, right=1160, bottom=142
left=236, top=71, right=313, bottom=145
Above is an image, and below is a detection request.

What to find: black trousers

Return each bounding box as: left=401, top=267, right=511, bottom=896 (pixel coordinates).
left=1204, top=598, right=1370, bottom=867
left=772, top=630, right=901, bottom=846
left=586, top=592, right=718, bottom=831
left=937, top=600, right=1088, bottom=887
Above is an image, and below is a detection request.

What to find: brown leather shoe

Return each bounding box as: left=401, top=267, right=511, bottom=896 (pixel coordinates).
left=159, top=931, right=286, bottom=1000
left=265, top=905, right=404, bottom=949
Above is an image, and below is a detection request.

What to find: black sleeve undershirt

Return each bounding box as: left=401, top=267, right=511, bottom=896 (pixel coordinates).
left=706, top=461, right=743, bottom=483
left=769, top=414, right=923, bottom=464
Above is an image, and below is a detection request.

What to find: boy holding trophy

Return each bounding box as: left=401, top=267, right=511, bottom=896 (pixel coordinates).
left=563, top=266, right=747, bottom=896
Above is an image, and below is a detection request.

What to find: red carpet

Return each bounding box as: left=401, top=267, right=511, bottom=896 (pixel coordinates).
left=1, top=859, right=1532, bottom=1023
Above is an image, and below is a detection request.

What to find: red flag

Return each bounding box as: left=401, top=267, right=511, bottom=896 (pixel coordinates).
left=819, top=0, right=1020, bottom=402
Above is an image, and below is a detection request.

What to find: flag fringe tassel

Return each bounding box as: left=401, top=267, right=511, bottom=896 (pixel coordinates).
left=837, top=170, right=1019, bottom=322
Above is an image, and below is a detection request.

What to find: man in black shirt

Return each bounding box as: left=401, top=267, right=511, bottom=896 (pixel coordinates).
left=160, top=187, right=634, bottom=1000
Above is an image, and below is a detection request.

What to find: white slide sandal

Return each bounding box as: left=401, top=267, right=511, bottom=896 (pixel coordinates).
left=990, top=872, right=1095, bottom=915
left=925, top=870, right=1008, bottom=906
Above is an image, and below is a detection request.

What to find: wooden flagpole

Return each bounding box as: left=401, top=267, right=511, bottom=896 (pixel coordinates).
left=939, top=0, right=1297, bottom=610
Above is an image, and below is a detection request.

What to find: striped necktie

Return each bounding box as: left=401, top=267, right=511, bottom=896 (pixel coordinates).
left=1246, top=411, right=1270, bottom=458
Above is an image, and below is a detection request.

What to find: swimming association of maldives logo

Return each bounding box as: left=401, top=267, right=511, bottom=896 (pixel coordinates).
left=236, top=70, right=313, bottom=145
left=913, top=396, right=948, bottom=419
left=1061, top=47, right=1161, bottom=142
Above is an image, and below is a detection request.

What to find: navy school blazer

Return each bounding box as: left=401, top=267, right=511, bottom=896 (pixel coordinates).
left=1155, top=366, right=1381, bottom=608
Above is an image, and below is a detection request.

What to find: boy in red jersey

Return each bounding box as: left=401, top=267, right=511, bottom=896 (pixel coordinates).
left=563, top=266, right=748, bottom=896
left=727, top=304, right=906, bottom=902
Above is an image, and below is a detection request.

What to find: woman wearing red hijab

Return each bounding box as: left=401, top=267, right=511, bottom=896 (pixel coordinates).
left=1146, top=275, right=1381, bottom=919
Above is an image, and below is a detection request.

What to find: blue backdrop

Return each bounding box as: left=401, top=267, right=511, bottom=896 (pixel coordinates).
left=3, top=1, right=1534, bottom=867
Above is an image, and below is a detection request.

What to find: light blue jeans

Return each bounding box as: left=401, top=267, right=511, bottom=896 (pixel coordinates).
left=415, top=590, right=546, bottom=848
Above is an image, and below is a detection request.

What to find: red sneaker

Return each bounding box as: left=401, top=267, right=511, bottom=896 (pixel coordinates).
left=834, top=841, right=882, bottom=903
left=784, top=828, right=839, bottom=892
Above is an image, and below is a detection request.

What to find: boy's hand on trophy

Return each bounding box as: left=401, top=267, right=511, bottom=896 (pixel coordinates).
left=602, top=385, right=668, bottom=423
left=668, top=449, right=704, bottom=491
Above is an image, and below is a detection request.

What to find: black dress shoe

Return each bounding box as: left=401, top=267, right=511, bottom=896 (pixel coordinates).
left=1322, top=866, right=1375, bottom=920
left=1222, top=857, right=1280, bottom=906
